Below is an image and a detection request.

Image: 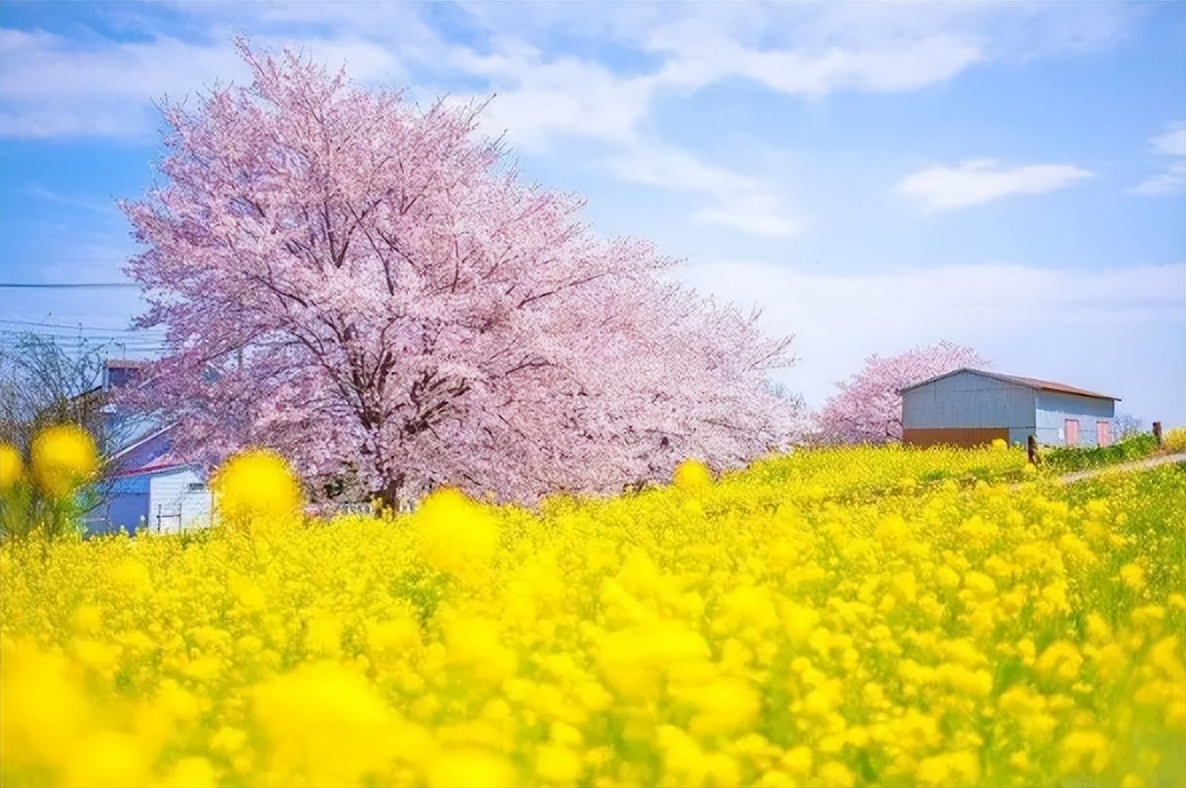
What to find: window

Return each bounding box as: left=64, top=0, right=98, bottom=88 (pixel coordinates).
left=1065, top=419, right=1080, bottom=446
left=1097, top=421, right=1111, bottom=447
left=187, top=482, right=205, bottom=492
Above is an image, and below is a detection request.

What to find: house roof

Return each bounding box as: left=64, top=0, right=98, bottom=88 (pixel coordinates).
left=899, top=368, right=1120, bottom=401
left=107, top=423, right=177, bottom=464
left=109, top=457, right=193, bottom=478
left=105, top=422, right=208, bottom=478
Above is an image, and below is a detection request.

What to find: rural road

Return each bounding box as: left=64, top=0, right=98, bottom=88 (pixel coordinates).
left=1050, top=452, right=1186, bottom=485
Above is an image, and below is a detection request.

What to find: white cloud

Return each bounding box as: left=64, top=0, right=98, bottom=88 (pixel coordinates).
left=0, top=28, right=403, bottom=139
left=606, top=141, right=809, bottom=237
left=448, top=45, right=658, bottom=150
left=2, top=3, right=1138, bottom=144
left=674, top=260, right=1185, bottom=409
left=648, top=22, right=983, bottom=97
left=897, top=159, right=1094, bottom=210
left=1131, top=122, right=1186, bottom=196
left=0, top=2, right=1146, bottom=245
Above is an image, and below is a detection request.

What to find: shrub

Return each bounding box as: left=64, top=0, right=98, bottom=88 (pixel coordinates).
left=1164, top=426, right=1186, bottom=453
left=1043, top=432, right=1160, bottom=473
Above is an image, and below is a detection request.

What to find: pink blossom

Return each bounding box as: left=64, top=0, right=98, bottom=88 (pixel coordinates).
left=120, top=41, right=799, bottom=506
left=813, top=341, right=988, bottom=444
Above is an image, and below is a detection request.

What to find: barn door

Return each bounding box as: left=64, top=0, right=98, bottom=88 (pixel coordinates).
left=1096, top=421, right=1111, bottom=447
left=1065, top=419, right=1080, bottom=446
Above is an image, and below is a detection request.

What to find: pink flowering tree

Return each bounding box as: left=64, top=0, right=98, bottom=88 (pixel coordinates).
left=121, top=42, right=798, bottom=506
left=813, top=341, right=988, bottom=444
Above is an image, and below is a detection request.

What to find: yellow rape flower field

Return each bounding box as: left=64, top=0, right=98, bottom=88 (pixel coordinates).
left=2, top=443, right=1184, bottom=788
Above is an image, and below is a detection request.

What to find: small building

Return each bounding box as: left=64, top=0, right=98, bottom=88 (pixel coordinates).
left=83, top=359, right=214, bottom=536
left=86, top=425, right=213, bottom=536
left=900, top=368, right=1119, bottom=449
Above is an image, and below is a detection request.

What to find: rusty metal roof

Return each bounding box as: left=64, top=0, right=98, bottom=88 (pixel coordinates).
left=900, top=368, right=1120, bottom=401
left=990, top=372, right=1118, bottom=400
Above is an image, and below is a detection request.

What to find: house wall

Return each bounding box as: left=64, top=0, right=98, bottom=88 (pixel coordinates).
left=148, top=468, right=213, bottom=533
left=1034, top=391, right=1116, bottom=447
left=902, top=371, right=1036, bottom=444
left=85, top=476, right=150, bottom=536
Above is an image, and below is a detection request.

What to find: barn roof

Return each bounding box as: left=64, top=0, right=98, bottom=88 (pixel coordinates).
left=899, top=368, right=1120, bottom=401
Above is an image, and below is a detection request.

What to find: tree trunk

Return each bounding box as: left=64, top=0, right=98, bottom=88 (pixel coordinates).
left=373, top=471, right=405, bottom=513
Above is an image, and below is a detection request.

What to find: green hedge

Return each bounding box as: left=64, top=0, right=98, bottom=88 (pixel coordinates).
left=1042, top=432, right=1160, bottom=473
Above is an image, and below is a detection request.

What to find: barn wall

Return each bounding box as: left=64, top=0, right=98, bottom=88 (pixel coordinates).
left=902, top=371, right=1036, bottom=437
left=902, top=427, right=1009, bottom=448
left=1034, top=392, right=1116, bottom=447
left=148, top=468, right=213, bottom=534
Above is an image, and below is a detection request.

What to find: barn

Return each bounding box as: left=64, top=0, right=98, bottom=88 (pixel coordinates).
left=899, top=368, right=1119, bottom=449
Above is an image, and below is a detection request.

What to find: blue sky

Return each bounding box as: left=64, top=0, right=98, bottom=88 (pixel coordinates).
left=1, top=2, right=1183, bottom=425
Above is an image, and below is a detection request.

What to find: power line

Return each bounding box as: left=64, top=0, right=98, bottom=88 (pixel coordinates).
left=0, top=318, right=165, bottom=334
left=0, top=282, right=140, bottom=289
left=0, top=328, right=164, bottom=342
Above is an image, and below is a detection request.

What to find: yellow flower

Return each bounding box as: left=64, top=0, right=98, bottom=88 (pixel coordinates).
left=535, top=743, right=583, bottom=784
left=1120, top=562, right=1146, bottom=593
left=780, top=745, right=813, bottom=776
left=0, top=442, right=23, bottom=489
left=253, top=661, right=399, bottom=785
left=415, top=487, right=501, bottom=577
left=0, top=441, right=1181, bottom=787
left=817, top=760, right=856, bottom=788
left=30, top=424, right=97, bottom=497
left=686, top=676, right=762, bottom=737
left=426, top=749, right=518, bottom=788
left=673, top=458, right=713, bottom=490
left=211, top=448, right=303, bottom=528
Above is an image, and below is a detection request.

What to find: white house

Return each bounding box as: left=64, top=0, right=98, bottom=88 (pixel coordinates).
left=84, top=360, right=213, bottom=536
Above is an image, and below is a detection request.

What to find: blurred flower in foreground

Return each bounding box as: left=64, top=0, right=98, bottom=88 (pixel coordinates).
left=212, top=449, right=303, bottom=529
left=415, top=488, right=500, bottom=577
left=0, top=443, right=23, bottom=490
left=30, top=425, right=97, bottom=498
left=673, top=458, right=713, bottom=491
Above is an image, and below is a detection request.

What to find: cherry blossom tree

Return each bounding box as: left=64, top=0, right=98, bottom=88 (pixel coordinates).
left=813, top=341, right=988, bottom=444
left=121, top=42, right=798, bottom=506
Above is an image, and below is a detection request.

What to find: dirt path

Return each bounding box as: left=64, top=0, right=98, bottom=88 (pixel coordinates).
left=1004, top=452, right=1186, bottom=491
left=1050, top=452, right=1186, bottom=485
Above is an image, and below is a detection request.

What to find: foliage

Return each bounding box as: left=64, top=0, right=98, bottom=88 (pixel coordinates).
left=1113, top=413, right=1145, bottom=441
left=1164, top=427, right=1186, bottom=454
left=120, top=41, right=797, bottom=508
left=0, top=333, right=109, bottom=452
left=1042, top=433, right=1161, bottom=474
left=3, top=443, right=1183, bottom=787
left=0, top=425, right=98, bottom=541
left=813, top=341, right=988, bottom=445
left=0, top=334, right=143, bottom=530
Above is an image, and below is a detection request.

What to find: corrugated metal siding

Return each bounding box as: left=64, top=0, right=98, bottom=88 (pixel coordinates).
left=149, top=469, right=212, bottom=533
left=901, top=370, right=1036, bottom=437
left=1034, top=391, right=1115, bottom=447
